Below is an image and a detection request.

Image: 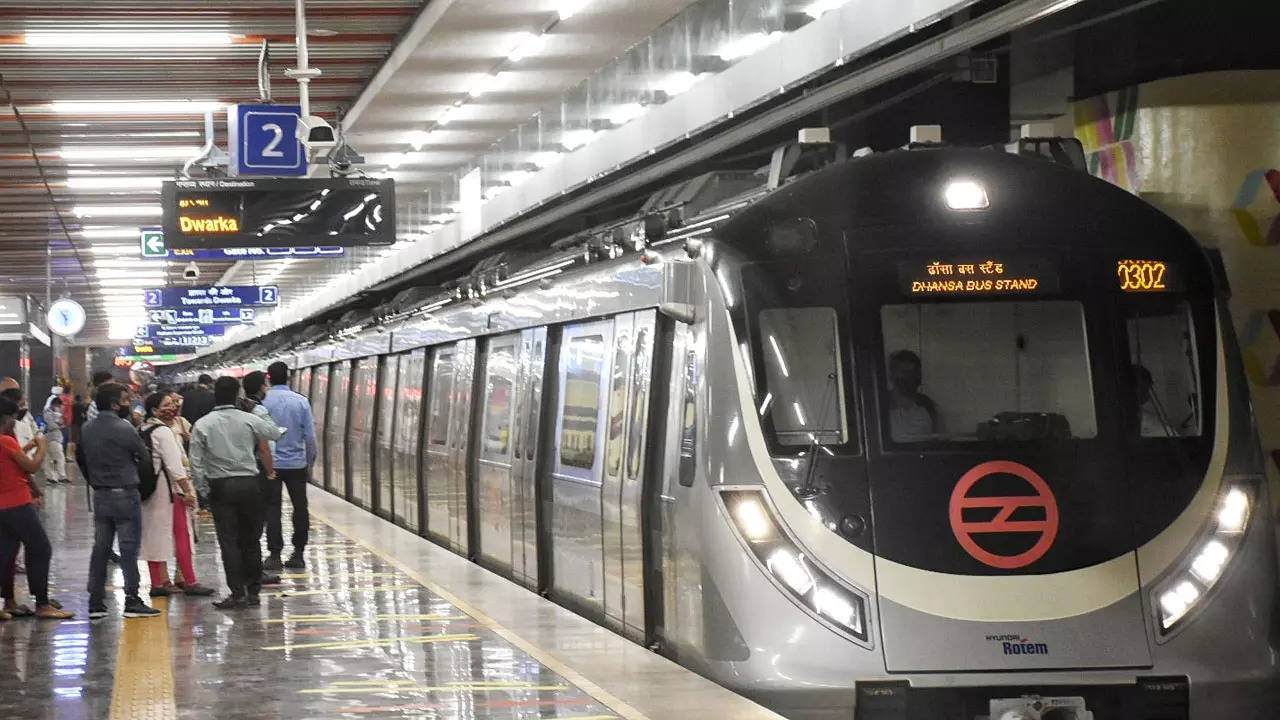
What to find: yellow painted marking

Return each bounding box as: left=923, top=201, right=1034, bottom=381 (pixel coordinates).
left=108, top=598, right=174, bottom=720
left=261, top=614, right=465, bottom=624
left=310, top=553, right=368, bottom=559
left=299, top=683, right=570, bottom=695
left=275, top=572, right=402, bottom=580
left=310, top=507, right=650, bottom=720
left=264, top=584, right=419, bottom=598
left=300, top=543, right=355, bottom=549
left=330, top=680, right=543, bottom=687
left=277, top=573, right=311, bottom=579
left=262, top=632, right=478, bottom=651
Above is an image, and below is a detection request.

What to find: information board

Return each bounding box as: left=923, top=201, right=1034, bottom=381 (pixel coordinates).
left=143, top=285, right=278, bottom=309
left=897, top=256, right=1060, bottom=297
left=135, top=323, right=226, bottom=339
left=161, top=177, right=395, bottom=249
left=149, top=307, right=256, bottom=325
left=139, top=227, right=344, bottom=261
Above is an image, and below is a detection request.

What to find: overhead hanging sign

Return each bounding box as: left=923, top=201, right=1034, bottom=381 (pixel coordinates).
left=149, top=307, right=257, bottom=326
left=143, top=285, right=278, bottom=309
left=138, top=227, right=345, bottom=260
left=127, top=342, right=197, bottom=357
left=135, top=323, right=226, bottom=340
left=227, top=103, right=307, bottom=177
left=160, top=177, right=395, bottom=249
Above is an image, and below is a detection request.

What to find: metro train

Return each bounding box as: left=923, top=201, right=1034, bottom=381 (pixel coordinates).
left=175, top=134, right=1280, bottom=719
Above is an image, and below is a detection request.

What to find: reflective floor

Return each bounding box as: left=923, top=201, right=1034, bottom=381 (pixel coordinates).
left=0, top=483, right=653, bottom=719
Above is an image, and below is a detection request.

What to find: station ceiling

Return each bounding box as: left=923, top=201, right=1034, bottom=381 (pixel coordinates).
left=0, top=0, right=702, bottom=345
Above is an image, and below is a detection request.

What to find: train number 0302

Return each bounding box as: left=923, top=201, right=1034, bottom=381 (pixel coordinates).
left=1117, top=260, right=1168, bottom=292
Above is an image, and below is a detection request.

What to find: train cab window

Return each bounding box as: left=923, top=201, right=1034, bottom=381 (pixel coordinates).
left=560, top=334, right=606, bottom=470
left=757, top=307, right=848, bottom=447
left=1127, top=301, right=1202, bottom=438
left=879, top=301, right=1097, bottom=443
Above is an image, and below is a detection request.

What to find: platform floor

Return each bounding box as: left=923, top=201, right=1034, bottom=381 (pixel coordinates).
left=0, top=482, right=780, bottom=720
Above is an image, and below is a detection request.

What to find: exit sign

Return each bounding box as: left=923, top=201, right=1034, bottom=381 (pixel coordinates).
left=140, top=227, right=165, bottom=258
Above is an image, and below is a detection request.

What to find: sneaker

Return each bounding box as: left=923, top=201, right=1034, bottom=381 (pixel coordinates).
left=263, top=553, right=282, bottom=572
left=182, top=583, right=216, bottom=597
left=122, top=598, right=161, bottom=618
left=87, top=606, right=108, bottom=620
left=260, top=572, right=281, bottom=585
left=212, top=595, right=247, bottom=610
left=108, top=552, right=120, bottom=564
left=283, top=553, right=305, bottom=570
left=246, top=595, right=261, bottom=608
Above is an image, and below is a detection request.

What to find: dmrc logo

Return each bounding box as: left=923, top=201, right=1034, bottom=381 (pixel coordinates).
left=1230, top=168, right=1280, bottom=246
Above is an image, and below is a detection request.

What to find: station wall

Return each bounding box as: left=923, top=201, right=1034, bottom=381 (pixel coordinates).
left=1073, top=69, right=1280, bottom=490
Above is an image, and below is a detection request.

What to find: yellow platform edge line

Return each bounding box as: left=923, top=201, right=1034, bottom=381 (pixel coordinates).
left=108, top=597, right=176, bottom=720
left=309, top=505, right=651, bottom=720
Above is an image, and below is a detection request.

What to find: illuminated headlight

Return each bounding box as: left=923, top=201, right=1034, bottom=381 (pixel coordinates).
left=1155, top=482, right=1256, bottom=634
left=721, top=489, right=869, bottom=642
left=943, top=179, right=989, bottom=210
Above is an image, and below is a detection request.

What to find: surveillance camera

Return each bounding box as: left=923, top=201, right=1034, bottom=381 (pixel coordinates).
left=297, top=115, right=337, bottom=152
left=183, top=262, right=200, bottom=281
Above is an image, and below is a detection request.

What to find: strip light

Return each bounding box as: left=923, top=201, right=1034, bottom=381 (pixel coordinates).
left=25, top=32, right=235, bottom=47
left=508, top=32, right=546, bottom=62
left=716, top=32, right=783, bottom=61
left=58, top=146, right=201, bottom=161
left=560, top=129, right=597, bottom=151
left=43, top=101, right=225, bottom=115
left=74, top=205, right=162, bottom=218
left=66, top=176, right=167, bottom=191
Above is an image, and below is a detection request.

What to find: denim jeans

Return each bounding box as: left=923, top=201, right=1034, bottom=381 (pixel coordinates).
left=87, top=487, right=142, bottom=607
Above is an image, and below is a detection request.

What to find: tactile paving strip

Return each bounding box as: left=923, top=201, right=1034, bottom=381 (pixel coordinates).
left=108, top=598, right=176, bottom=720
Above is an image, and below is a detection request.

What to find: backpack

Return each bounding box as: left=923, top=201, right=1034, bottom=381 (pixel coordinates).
left=138, top=424, right=171, bottom=502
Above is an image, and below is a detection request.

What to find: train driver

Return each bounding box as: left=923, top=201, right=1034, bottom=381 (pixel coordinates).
left=887, top=350, right=939, bottom=441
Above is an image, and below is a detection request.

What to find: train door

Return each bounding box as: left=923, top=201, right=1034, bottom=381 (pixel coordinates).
left=512, top=328, right=547, bottom=590
left=394, top=349, right=425, bottom=533
left=348, top=356, right=378, bottom=510
left=475, top=334, right=518, bottom=572
left=325, top=360, right=352, bottom=497
left=424, top=341, right=475, bottom=553
left=373, top=355, right=398, bottom=520
left=548, top=319, right=614, bottom=615
left=308, top=365, right=329, bottom=488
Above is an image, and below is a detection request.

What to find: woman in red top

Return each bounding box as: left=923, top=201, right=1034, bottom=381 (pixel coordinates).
left=0, top=397, right=72, bottom=620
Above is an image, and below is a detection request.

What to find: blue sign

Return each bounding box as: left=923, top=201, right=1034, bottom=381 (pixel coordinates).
left=147, top=334, right=216, bottom=349
left=138, top=228, right=344, bottom=260
left=148, top=307, right=256, bottom=326
left=227, top=103, right=307, bottom=177
left=143, top=285, right=278, bottom=309
left=135, top=323, right=226, bottom=339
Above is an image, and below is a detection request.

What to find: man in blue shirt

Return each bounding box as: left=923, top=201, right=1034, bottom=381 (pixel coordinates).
left=261, top=361, right=317, bottom=571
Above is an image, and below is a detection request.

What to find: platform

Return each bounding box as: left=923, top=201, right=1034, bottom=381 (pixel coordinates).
left=0, top=483, right=781, bottom=720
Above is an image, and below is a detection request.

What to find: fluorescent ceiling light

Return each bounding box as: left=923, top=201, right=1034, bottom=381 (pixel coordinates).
left=407, top=131, right=431, bottom=151
left=656, top=71, right=707, bottom=97
left=96, top=277, right=165, bottom=287
left=561, top=129, right=597, bottom=151
left=58, top=146, right=201, bottom=161
left=93, top=258, right=154, bottom=269
left=74, top=205, right=162, bottom=218
left=386, top=152, right=409, bottom=170
left=43, top=101, right=225, bottom=115
left=526, top=151, right=562, bottom=169
left=716, top=32, right=783, bottom=61
left=66, top=176, right=167, bottom=191
left=467, top=72, right=508, bottom=98
left=63, top=131, right=201, bottom=140
left=436, top=104, right=461, bottom=126
left=25, top=32, right=235, bottom=47
left=505, top=170, right=534, bottom=186
left=82, top=228, right=141, bottom=240
left=605, top=103, right=647, bottom=126
left=803, top=0, right=850, bottom=18
left=88, top=244, right=140, bottom=255
left=508, top=32, right=546, bottom=62
left=556, top=0, right=590, bottom=20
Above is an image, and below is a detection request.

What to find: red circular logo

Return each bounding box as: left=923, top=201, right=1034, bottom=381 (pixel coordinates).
left=948, top=460, right=1059, bottom=570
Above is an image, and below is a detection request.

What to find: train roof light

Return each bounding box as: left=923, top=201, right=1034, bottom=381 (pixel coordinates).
left=944, top=180, right=989, bottom=211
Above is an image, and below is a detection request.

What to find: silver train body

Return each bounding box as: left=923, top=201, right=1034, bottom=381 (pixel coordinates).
left=183, top=144, right=1280, bottom=719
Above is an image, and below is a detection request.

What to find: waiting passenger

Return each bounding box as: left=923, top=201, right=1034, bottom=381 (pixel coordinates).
left=189, top=377, right=282, bottom=610
left=1, top=388, right=44, bottom=486
left=238, top=371, right=283, bottom=585
left=261, top=361, right=317, bottom=572
left=1133, top=364, right=1175, bottom=437
left=80, top=383, right=160, bottom=619
left=138, top=393, right=213, bottom=598
left=887, top=350, right=939, bottom=441
left=0, top=397, right=72, bottom=620
left=41, top=396, right=68, bottom=484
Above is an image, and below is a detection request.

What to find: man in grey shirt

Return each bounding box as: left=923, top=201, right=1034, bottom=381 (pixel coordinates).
left=189, top=376, right=282, bottom=609
left=79, top=383, right=160, bottom=619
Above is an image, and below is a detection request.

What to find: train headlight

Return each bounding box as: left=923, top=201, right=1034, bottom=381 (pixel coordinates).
left=720, top=488, right=870, bottom=642
left=944, top=179, right=989, bottom=210
left=1154, top=482, right=1256, bottom=634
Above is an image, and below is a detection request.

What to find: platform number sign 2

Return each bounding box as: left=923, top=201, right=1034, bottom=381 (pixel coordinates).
left=227, top=103, right=308, bottom=177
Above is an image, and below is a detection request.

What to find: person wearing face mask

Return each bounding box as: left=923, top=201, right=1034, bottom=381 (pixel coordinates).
left=77, top=383, right=160, bottom=619
left=138, top=393, right=214, bottom=598
left=0, top=397, right=72, bottom=620
left=0, top=388, right=45, bottom=487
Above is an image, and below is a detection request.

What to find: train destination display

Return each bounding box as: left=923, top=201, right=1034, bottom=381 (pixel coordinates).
left=160, top=177, right=395, bottom=249
left=899, top=257, right=1060, bottom=296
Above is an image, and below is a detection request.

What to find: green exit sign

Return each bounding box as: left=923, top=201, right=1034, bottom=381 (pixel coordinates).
left=139, top=229, right=166, bottom=258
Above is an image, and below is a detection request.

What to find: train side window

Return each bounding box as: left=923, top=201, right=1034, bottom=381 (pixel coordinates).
left=483, top=343, right=516, bottom=456
left=606, top=337, right=629, bottom=477
left=678, top=346, right=698, bottom=487
left=757, top=307, right=848, bottom=447
left=1127, top=300, right=1202, bottom=438
left=427, top=351, right=454, bottom=446
left=560, top=334, right=606, bottom=470
left=626, top=326, right=651, bottom=479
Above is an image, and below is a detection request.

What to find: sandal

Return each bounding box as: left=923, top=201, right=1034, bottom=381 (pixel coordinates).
left=35, top=605, right=74, bottom=620
left=5, top=604, right=34, bottom=618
